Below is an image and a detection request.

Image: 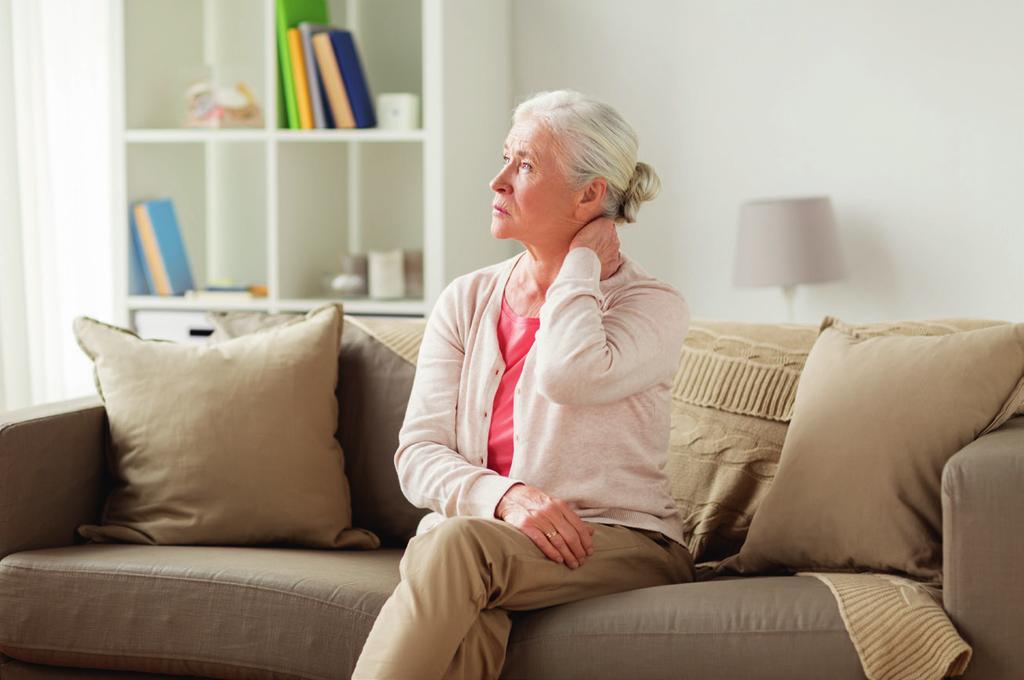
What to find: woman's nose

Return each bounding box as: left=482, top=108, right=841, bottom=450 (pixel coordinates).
left=489, top=168, right=511, bottom=193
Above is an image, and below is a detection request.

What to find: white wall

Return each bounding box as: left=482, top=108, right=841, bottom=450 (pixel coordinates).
left=511, top=0, right=1024, bottom=323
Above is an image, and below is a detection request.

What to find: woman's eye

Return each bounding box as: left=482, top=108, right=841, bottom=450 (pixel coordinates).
left=501, top=155, right=530, bottom=171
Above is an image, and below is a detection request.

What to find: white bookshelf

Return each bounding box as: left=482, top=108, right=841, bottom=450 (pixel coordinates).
left=112, top=0, right=514, bottom=331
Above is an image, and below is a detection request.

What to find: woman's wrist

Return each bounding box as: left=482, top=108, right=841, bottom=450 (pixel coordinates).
left=494, top=482, right=526, bottom=519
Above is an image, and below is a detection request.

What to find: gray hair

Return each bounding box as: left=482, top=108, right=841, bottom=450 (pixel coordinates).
left=512, top=90, right=660, bottom=224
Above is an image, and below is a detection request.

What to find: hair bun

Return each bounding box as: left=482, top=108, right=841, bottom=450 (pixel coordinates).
left=617, top=161, right=661, bottom=224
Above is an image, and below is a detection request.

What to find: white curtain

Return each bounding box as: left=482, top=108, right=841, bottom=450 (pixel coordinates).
left=0, top=0, right=115, bottom=412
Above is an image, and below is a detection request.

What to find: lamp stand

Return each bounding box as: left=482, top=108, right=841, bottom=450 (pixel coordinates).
left=781, top=285, right=797, bottom=323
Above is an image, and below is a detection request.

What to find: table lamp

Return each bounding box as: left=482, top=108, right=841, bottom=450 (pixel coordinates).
left=732, top=195, right=845, bottom=322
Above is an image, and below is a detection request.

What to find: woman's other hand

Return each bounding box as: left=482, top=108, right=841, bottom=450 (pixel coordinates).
left=568, top=215, right=622, bottom=280
left=495, top=483, right=595, bottom=568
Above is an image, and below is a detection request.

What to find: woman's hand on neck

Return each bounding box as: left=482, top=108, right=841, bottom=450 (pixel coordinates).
left=519, top=215, right=621, bottom=293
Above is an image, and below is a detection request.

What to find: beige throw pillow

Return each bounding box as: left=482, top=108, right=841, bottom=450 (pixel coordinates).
left=717, top=316, right=1024, bottom=580
left=669, top=316, right=1020, bottom=565
left=73, top=304, right=379, bottom=549
left=207, top=310, right=430, bottom=546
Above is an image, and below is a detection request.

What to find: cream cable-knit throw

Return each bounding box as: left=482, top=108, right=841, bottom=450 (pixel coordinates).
left=355, top=314, right=975, bottom=680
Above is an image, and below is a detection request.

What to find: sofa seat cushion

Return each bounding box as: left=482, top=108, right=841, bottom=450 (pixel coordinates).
left=0, top=544, right=403, bottom=680
left=503, top=575, right=866, bottom=680
left=1, top=545, right=867, bottom=680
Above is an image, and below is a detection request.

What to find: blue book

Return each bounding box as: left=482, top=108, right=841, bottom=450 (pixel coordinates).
left=328, top=29, right=376, bottom=128
left=128, top=204, right=152, bottom=295
left=143, top=199, right=195, bottom=296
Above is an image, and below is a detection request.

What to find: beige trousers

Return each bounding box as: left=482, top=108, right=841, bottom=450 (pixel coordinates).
left=351, top=516, right=696, bottom=680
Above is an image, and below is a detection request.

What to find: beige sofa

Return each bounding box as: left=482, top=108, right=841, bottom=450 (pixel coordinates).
left=0, top=316, right=1021, bottom=680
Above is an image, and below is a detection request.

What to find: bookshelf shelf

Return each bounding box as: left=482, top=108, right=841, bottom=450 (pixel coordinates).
left=275, top=129, right=426, bottom=143
left=126, top=296, right=273, bottom=312
left=126, top=295, right=425, bottom=316
left=124, top=129, right=268, bottom=143
left=275, top=297, right=426, bottom=315
left=114, top=0, right=513, bottom=339
left=124, top=129, right=427, bottom=144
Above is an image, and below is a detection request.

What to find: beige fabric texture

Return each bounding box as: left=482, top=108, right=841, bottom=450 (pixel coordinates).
left=673, top=320, right=819, bottom=422
left=0, top=543, right=876, bottom=680
left=207, top=311, right=431, bottom=546
left=800, top=572, right=971, bottom=680
left=205, top=309, right=302, bottom=341
left=207, top=311, right=427, bottom=366
left=942, top=416, right=1024, bottom=680
left=0, top=543, right=402, bottom=679
left=72, top=304, right=378, bottom=550
left=343, top=316, right=425, bottom=365
left=667, top=398, right=788, bottom=564
left=669, top=316, right=1019, bottom=565
left=720, top=316, right=1024, bottom=581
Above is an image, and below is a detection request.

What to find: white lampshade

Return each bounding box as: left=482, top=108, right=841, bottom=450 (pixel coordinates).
left=733, top=196, right=845, bottom=288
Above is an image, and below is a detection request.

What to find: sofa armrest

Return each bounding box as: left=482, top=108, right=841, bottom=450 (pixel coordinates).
left=942, top=414, right=1024, bottom=680
left=0, top=395, right=107, bottom=560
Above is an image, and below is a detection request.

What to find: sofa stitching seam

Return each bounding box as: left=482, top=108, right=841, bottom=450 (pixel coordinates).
left=0, top=641, right=326, bottom=680
left=509, top=628, right=850, bottom=646
left=0, top=563, right=379, bottom=619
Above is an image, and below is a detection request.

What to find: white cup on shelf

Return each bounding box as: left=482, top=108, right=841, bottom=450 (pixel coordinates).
left=376, top=93, right=420, bottom=130
left=368, top=249, right=406, bottom=299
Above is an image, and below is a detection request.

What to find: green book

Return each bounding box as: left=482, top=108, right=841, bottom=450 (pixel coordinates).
left=276, top=0, right=329, bottom=129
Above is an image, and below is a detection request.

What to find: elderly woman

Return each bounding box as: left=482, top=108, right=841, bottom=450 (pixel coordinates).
left=352, top=90, right=694, bottom=680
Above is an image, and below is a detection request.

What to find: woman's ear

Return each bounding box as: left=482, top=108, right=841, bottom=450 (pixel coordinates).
left=574, top=177, right=607, bottom=220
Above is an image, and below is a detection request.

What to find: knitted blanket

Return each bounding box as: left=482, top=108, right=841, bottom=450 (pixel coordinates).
left=799, top=572, right=971, bottom=680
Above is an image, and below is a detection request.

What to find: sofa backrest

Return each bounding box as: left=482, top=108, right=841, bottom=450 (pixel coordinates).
left=335, top=318, right=428, bottom=546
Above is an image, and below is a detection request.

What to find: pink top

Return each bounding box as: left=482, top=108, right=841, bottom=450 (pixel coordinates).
left=486, top=293, right=540, bottom=476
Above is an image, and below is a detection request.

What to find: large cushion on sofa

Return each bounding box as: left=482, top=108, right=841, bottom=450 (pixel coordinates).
left=207, top=312, right=429, bottom=547
left=670, top=316, right=1020, bottom=565
left=0, top=545, right=865, bottom=680
left=72, top=305, right=377, bottom=550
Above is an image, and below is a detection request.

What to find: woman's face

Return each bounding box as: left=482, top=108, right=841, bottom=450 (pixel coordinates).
left=489, top=116, right=586, bottom=248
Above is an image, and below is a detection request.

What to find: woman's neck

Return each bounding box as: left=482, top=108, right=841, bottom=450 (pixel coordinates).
left=515, top=246, right=569, bottom=297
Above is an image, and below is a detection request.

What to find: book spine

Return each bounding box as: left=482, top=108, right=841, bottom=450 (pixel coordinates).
left=128, top=204, right=153, bottom=295
left=298, top=23, right=327, bottom=129
left=146, top=199, right=195, bottom=296
left=312, top=32, right=356, bottom=128
left=275, top=0, right=298, bottom=129
left=287, top=28, right=314, bottom=129
left=133, top=203, right=173, bottom=296
left=330, top=30, right=376, bottom=128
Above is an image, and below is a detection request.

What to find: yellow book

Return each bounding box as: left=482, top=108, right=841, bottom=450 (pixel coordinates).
left=287, top=28, right=314, bottom=130
left=312, top=32, right=356, bottom=129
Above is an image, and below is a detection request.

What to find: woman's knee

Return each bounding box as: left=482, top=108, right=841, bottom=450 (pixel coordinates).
left=407, top=516, right=504, bottom=560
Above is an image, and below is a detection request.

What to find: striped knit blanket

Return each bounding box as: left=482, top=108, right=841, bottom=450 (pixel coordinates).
left=799, top=572, right=971, bottom=680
